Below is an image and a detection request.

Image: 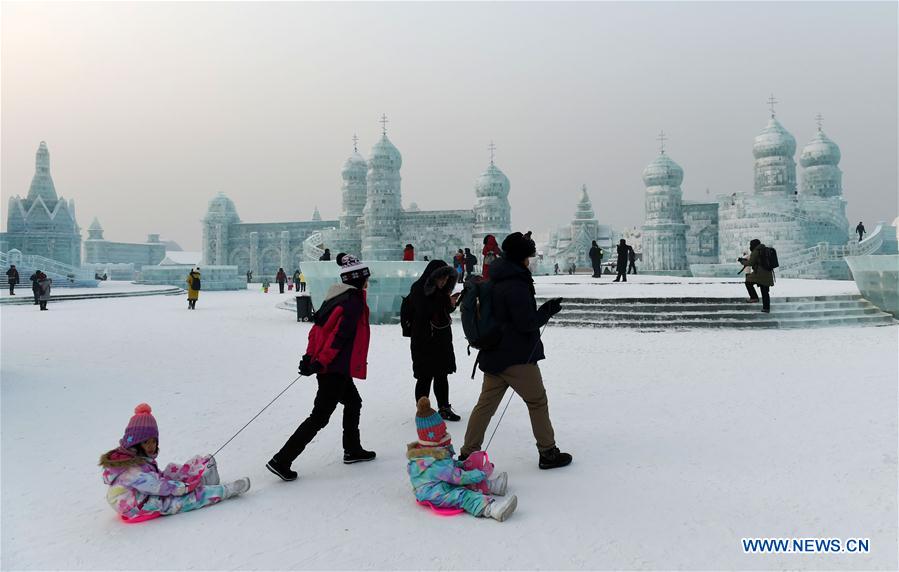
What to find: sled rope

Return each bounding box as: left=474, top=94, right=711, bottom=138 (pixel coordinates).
left=212, top=374, right=303, bottom=457
left=484, top=322, right=549, bottom=452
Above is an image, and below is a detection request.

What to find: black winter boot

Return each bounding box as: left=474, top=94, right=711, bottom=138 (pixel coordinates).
left=266, top=457, right=298, bottom=481
left=538, top=446, right=573, bottom=470
left=343, top=448, right=376, bottom=464
left=439, top=405, right=461, bottom=422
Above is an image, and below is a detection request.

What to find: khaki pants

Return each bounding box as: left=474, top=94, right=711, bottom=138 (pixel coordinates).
left=461, top=364, right=556, bottom=456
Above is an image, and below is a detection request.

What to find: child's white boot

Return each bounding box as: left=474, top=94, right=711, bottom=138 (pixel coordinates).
left=223, top=477, right=251, bottom=499
left=202, top=456, right=220, bottom=486
left=482, top=494, right=517, bottom=522
left=487, top=471, right=508, bottom=496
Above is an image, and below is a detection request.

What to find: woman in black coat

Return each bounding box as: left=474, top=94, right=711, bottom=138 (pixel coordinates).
left=408, top=260, right=462, bottom=421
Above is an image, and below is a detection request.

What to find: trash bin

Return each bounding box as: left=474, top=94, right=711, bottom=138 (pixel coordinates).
left=296, top=294, right=314, bottom=322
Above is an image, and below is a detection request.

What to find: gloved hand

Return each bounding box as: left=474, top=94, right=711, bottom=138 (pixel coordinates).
left=299, top=355, right=324, bottom=377
left=185, top=474, right=202, bottom=493
left=539, top=297, right=563, bottom=317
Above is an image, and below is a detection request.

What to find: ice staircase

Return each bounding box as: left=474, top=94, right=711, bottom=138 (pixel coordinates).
left=0, top=286, right=184, bottom=305
left=536, top=294, right=897, bottom=330
left=0, top=250, right=98, bottom=288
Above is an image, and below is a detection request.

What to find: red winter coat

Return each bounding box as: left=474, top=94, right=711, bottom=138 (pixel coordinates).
left=403, top=247, right=415, bottom=261
left=305, top=284, right=370, bottom=379
left=482, top=237, right=501, bottom=280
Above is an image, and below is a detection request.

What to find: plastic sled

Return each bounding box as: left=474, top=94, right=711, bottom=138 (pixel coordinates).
left=417, top=500, right=463, bottom=517
left=120, top=513, right=162, bottom=524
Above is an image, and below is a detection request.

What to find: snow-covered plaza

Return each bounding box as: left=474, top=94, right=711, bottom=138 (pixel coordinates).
left=2, top=277, right=897, bottom=570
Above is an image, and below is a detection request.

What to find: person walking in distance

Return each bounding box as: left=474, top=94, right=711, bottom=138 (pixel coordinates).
left=627, top=245, right=637, bottom=275
left=856, top=221, right=866, bottom=242
left=740, top=239, right=774, bottom=313
left=482, top=235, right=502, bottom=280
left=186, top=267, right=201, bottom=310
left=266, top=254, right=376, bottom=481
left=319, top=248, right=331, bottom=261
left=464, top=249, right=478, bottom=281
left=459, top=231, right=572, bottom=470
left=37, top=273, right=52, bottom=310
left=613, top=239, right=629, bottom=282
left=276, top=268, right=287, bottom=294
left=6, top=264, right=19, bottom=295
left=29, top=270, right=42, bottom=305
left=588, top=241, right=604, bottom=278
left=403, top=244, right=415, bottom=261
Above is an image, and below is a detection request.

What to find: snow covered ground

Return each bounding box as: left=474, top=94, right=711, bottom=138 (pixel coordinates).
left=0, top=280, right=178, bottom=299
left=533, top=274, right=861, bottom=299
left=2, top=284, right=896, bottom=570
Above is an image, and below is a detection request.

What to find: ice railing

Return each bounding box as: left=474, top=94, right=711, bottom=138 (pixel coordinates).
left=303, top=232, right=325, bottom=261
left=0, top=250, right=95, bottom=280
left=778, top=222, right=885, bottom=273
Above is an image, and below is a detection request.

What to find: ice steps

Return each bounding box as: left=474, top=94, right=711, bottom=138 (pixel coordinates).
left=536, top=294, right=897, bottom=329
left=0, top=286, right=185, bottom=305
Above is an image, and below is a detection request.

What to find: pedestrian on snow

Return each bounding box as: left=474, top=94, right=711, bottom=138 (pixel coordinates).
left=613, top=239, right=629, bottom=282
left=29, top=270, right=43, bottom=305
left=319, top=249, right=331, bottom=261
left=627, top=246, right=637, bottom=274
left=407, top=397, right=517, bottom=521
left=246, top=270, right=253, bottom=284
left=98, top=403, right=250, bottom=521
left=423, top=255, right=430, bottom=261
left=6, top=264, right=19, bottom=295
left=460, top=231, right=572, bottom=470
left=407, top=259, right=462, bottom=421
left=186, top=267, right=201, bottom=310
left=553, top=263, right=560, bottom=275
left=464, top=248, right=478, bottom=281
left=741, top=238, right=774, bottom=313
left=482, top=235, right=502, bottom=280
left=588, top=241, right=604, bottom=278
left=292, top=269, right=302, bottom=290
left=403, top=244, right=415, bottom=261
left=856, top=221, right=866, bottom=242
left=298, top=271, right=306, bottom=292
left=37, top=274, right=52, bottom=310
left=453, top=249, right=465, bottom=280
left=266, top=253, right=376, bottom=482
left=568, top=261, right=575, bottom=275
left=276, top=268, right=288, bottom=294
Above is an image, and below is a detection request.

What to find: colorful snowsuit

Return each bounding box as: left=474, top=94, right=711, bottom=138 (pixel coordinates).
left=406, top=443, right=489, bottom=516
left=99, top=449, right=224, bottom=520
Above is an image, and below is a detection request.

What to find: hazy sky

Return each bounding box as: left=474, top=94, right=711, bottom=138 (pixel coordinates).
left=2, top=1, right=896, bottom=251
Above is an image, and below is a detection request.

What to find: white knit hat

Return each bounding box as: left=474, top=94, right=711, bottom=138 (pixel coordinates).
left=337, top=253, right=370, bottom=285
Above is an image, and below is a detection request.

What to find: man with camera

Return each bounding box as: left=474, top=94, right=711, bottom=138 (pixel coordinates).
left=459, top=231, right=573, bottom=471
left=739, top=238, right=774, bottom=313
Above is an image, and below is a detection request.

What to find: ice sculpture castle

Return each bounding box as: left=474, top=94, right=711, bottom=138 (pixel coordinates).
left=1, top=142, right=82, bottom=267
left=640, top=98, right=893, bottom=278
left=202, top=116, right=512, bottom=278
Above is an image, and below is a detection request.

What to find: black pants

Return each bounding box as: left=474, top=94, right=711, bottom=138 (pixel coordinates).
left=745, top=282, right=770, bottom=310
left=32, top=288, right=39, bottom=305
left=415, top=374, right=449, bottom=409
left=39, top=300, right=47, bottom=310
left=591, top=263, right=602, bottom=278
left=299, top=283, right=306, bottom=292
left=627, top=261, right=637, bottom=274
left=188, top=299, right=197, bottom=309
left=614, top=267, right=627, bottom=281
left=858, top=231, right=864, bottom=242
left=8, top=283, right=14, bottom=295
left=276, top=372, right=362, bottom=464
left=278, top=282, right=285, bottom=294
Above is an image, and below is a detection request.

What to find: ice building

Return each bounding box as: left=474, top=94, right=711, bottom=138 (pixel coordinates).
left=644, top=101, right=894, bottom=279
left=202, top=118, right=512, bottom=278
left=1, top=142, right=82, bottom=267
left=83, top=218, right=166, bottom=269
left=543, top=185, right=614, bottom=270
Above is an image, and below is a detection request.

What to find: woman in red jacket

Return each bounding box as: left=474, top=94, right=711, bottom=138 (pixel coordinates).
left=403, top=244, right=415, bottom=261
left=266, top=254, right=375, bottom=482
left=482, top=235, right=501, bottom=280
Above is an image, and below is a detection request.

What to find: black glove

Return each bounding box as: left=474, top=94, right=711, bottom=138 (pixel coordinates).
left=539, top=297, right=563, bottom=317
left=299, top=355, right=324, bottom=377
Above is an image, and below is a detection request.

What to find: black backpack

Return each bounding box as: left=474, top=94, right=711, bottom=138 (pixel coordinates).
left=760, top=246, right=779, bottom=271
left=400, top=294, right=413, bottom=337
left=191, top=276, right=201, bottom=290
left=459, top=277, right=502, bottom=352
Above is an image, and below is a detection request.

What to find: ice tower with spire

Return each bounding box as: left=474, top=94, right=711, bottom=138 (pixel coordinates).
left=640, top=132, right=690, bottom=274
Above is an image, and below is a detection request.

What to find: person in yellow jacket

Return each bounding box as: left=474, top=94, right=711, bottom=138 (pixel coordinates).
left=186, top=268, right=201, bottom=310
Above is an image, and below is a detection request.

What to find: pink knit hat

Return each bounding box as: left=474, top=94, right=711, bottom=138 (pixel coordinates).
left=120, top=403, right=159, bottom=448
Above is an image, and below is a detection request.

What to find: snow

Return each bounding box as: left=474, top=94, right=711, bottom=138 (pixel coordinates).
left=534, top=273, right=861, bottom=299
left=1, top=286, right=896, bottom=570
left=0, top=281, right=178, bottom=299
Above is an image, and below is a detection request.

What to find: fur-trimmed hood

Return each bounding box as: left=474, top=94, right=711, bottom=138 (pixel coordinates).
left=423, top=265, right=457, bottom=297
left=98, top=447, right=149, bottom=469
left=406, top=442, right=452, bottom=460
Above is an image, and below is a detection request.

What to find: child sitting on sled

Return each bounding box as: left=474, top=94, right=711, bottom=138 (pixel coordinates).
left=406, top=397, right=517, bottom=521
left=99, top=403, right=250, bottom=522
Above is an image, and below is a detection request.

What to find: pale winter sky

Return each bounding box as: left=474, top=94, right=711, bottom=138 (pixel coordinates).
left=2, top=1, right=896, bottom=251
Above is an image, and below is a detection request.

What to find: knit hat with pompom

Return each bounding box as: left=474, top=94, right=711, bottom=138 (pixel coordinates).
left=415, top=397, right=450, bottom=447
left=120, top=403, right=159, bottom=448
